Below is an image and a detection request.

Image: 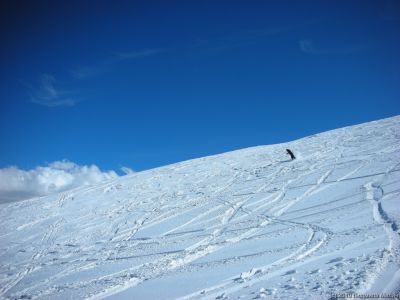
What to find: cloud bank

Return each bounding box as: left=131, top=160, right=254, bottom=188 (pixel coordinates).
left=0, top=160, right=118, bottom=203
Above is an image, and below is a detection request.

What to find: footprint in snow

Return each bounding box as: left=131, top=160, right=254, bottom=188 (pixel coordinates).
left=235, top=268, right=262, bottom=282
left=334, top=262, right=345, bottom=268
left=327, top=257, right=344, bottom=264
left=312, top=283, right=322, bottom=290
left=283, top=269, right=297, bottom=276
left=282, top=284, right=297, bottom=290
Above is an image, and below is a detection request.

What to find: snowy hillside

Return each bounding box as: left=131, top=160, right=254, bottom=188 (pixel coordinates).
left=1, top=116, right=399, bottom=299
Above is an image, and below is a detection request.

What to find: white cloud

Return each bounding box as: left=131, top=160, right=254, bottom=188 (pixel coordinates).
left=299, top=39, right=315, bottom=54
left=120, top=166, right=135, bottom=175
left=70, top=64, right=108, bottom=80
left=299, top=39, right=374, bottom=55
left=0, top=160, right=118, bottom=203
left=70, top=49, right=164, bottom=80
left=31, top=74, right=79, bottom=107
left=114, top=49, right=164, bottom=59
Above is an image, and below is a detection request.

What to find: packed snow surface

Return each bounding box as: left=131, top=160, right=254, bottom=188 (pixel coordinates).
left=1, top=116, right=400, bottom=299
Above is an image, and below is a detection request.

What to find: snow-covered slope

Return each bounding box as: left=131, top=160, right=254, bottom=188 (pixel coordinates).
left=1, top=116, right=400, bottom=299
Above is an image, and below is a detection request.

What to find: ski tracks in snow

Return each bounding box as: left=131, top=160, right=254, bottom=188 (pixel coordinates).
left=0, top=217, right=64, bottom=297
left=363, top=162, right=400, bottom=293
left=1, top=116, right=400, bottom=299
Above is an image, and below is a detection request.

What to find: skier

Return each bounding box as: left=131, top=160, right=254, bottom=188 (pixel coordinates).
left=286, top=149, right=296, bottom=160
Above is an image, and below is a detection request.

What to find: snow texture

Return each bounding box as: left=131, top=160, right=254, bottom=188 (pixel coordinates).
left=1, top=116, right=399, bottom=299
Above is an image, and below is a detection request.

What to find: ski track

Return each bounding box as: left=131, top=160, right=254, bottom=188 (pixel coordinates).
left=362, top=162, right=400, bottom=294
left=0, top=116, right=399, bottom=299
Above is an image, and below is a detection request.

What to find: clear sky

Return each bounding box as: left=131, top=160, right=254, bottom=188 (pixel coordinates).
left=1, top=0, right=399, bottom=172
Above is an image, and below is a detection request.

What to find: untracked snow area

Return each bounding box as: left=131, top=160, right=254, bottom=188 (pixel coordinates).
left=1, top=116, right=400, bottom=299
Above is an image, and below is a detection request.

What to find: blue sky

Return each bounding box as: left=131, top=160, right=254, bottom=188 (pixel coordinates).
left=1, top=0, right=400, bottom=172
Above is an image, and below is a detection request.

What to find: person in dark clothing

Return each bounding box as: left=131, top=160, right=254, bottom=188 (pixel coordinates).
left=286, top=149, right=296, bottom=160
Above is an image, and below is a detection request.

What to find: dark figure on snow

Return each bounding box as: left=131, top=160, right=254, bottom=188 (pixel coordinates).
left=286, top=149, right=296, bottom=160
